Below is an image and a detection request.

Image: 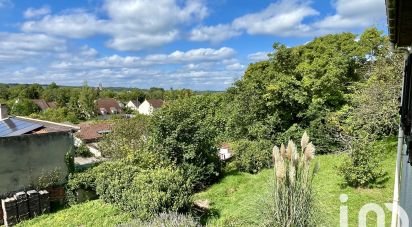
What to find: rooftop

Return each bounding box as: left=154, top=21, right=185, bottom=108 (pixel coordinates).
left=0, top=116, right=78, bottom=137
left=75, top=122, right=112, bottom=142
left=147, top=99, right=164, bottom=108
left=386, top=0, right=412, bottom=47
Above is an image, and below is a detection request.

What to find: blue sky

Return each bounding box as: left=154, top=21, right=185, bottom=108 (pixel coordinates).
left=0, top=0, right=386, bottom=90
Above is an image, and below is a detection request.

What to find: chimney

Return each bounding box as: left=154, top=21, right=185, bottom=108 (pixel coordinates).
left=0, top=104, right=8, bottom=120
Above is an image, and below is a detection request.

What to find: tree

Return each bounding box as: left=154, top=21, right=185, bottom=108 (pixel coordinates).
left=100, top=115, right=152, bottom=159
left=152, top=95, right=222, bottom=189
left=78, top=82, right=97, bottom=119
left=9, top=98, right=40, bottom=116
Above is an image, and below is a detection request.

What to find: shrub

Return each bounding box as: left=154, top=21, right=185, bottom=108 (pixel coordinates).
left=231, top=140, right=273, bottom=173
left=94, top=161, right=191, bottom=220
left=99, top=115, right=151, bottom=159
left=119, top=212, right=200, bottom=227
left=339, top=137, right=387, bottom=188
left=75, top=144, right=93, bottom=157
left=264, top=132, right=318, bottom=226
left=152, top=96, right=222, bottom=190
left=66, top=168, right=98, bottom=205
left=94, top=161, right=141, bottom=204
left=120, top=167, right=192, bottom=220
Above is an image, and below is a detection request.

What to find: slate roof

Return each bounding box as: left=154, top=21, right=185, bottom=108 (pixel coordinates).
left=130, top=100, right=140, bottom=107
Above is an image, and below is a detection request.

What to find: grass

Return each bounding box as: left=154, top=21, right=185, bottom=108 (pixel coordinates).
left=18, top=138, right=397, bottom=226
left=17, top=200, right=131, bottom=227
left=194, top=138, right=397, bottom=226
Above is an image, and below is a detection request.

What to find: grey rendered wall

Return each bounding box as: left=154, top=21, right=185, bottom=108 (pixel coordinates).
left=0, top=132, right=73, bottom=195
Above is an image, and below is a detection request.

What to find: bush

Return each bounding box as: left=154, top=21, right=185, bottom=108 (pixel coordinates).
left=93, top=161, right=191, bottom=220
left=119, top=212, right=200, bottom=227
left=339, top=138, right=387, bottom=188
left=94, top=161, right=141, bottom=204
left=66, top=168, right=98, bottom=205
left=99, top=115, right=151, bottom=159
left=264, top=132, right=318, bottom=226
left=30, top=107, right=79, bottom=124
left=9, top=98, right=40, bottom=116
left=75, top=144, right=93, bottom=157
left=152, top=96, right=222, bottom=190
left=231, top=140, right=273, bottom=173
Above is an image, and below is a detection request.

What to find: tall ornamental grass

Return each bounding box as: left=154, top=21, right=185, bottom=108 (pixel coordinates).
left=264, top=132, right=319, bottom=227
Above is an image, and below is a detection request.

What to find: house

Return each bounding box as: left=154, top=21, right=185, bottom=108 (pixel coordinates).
left=138, top=99, right=164, bottom=115
left=126, top=100, right=140, bottom=111
left=0, top=104, right=78, bottom=196
left=96, top=98, right=122, bottom=115
left=74, top=122, right=112, bottom=157
left=218, top=143, right=233, bottom=161
left=31, top=99, right=57, bottom=111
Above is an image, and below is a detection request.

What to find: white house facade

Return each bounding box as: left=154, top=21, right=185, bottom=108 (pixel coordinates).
left=138, top=99, right=164, bottom=115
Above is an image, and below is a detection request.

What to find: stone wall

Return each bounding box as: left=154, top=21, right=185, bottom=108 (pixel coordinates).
left=0, top=132, right=74, bottom=196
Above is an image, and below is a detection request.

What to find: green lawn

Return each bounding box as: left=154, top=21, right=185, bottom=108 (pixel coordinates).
left=18, top=139, right=397, bottom=226
left=17, top=200, right=131, bottom=227
left=194, top=138, right=397, bottom=226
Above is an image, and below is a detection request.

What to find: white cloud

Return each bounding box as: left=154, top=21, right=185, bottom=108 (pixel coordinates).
left=79, top=45, right=98, bottom=58
left=225, top=62, right=245, bottom=70
left=313, top=0, right=385, bottom=31
left=189, top=0, right=386, bottom=43
left=22, top=12, right=103, bottom=38
left=248, top=51, right=270, bottom=62
left=22, top=0, right=208, bottom=51
left=232, top=0, right=318, bottom=36
left=24, top=6, right=51, bottom=18
left=189, top=24, right=241, bottom=43
left=189, top=0, right=318, bottom=43
left=0, top=33, right=66, bottom=62
left=145, top=47, right=235, bottom=63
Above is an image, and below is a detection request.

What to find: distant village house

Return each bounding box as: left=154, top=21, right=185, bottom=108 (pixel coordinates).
left=96, top=98, right=122, bottom=115
left=138, top=99, right=164, bottom=115
left=74, top=122, right=112, bottom=158
left=126, top=100, right=140, bottom=112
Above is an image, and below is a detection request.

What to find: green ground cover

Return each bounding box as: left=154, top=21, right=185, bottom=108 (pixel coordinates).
left=19, top=139, right=396, bottom=226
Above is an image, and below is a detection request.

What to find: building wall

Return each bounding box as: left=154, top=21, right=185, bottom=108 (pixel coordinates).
left=126, top=101, right=138, bottom=111
left=0, top=132, right=74, bottom=196
left=138, top=100, right=153, bottom=115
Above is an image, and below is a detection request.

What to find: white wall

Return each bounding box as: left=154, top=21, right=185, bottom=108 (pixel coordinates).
left=138, top=100, right=153, bottom=115
left=126, top=101, right=138, bottom=111
left=218, top=148, right=232, bottom=160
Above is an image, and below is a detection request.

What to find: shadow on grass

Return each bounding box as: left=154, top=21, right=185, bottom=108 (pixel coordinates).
left=338, top=172, right=390, bottom=189
left=193, top=206, right=220, bottom=226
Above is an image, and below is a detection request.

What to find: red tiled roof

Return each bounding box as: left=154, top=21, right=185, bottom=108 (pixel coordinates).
left=76, top=122, right=112, bottom=142
left=147, top=99, right=164, bottom=108
left=96, top=98, right=122, bottom=114
left=220, top=143, right=231, bottom=149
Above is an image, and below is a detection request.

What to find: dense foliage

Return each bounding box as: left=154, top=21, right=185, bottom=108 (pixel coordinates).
left=339, top=138, right=388, bottom=188
left=231, top=140, right=272, bottom=173
left=152, top=95, right=223, bottom=189
left=99, top=115, right=151, bottom=159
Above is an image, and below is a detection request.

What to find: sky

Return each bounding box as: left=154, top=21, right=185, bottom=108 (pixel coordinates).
left=0, top=0, right=387, bottom=90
